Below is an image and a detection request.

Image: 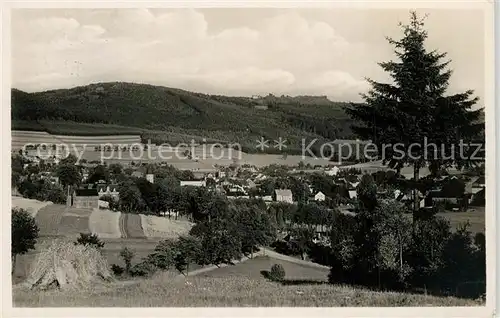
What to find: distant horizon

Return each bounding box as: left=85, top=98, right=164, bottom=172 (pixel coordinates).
left=10, top=80, right=486, bottom=109
left=12, top=8, right=485, bottom=105
left=12, top=80, right=347, bottom=102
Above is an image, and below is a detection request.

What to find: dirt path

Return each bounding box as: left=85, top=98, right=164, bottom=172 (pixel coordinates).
left=119, top=213, right=128, bottom=238
left=260, top=248, right=330, bottom=270
left=125, top=214, right=146, bottom=239
left=119, top=213, right=145, bottom=239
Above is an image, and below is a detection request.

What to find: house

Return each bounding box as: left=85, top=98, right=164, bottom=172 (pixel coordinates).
left=71, top=188, right=99, bottom=209
left=247, top=180, right=257, bottom=189
left=396, top=190, right=425, bottom=208
left=217, top=171, right=226, bottom=178
left=314, top=191, right=326, bottom=202
left=325, top=166, right=339, bottom=176
left=424, top=188, right=461, bottom=208
left=255, top=173, right=267, bottom=181
left=348, top=190, right=357, bottom=199
left=131, top=171, right=144, bottom=178
left=97, top=184, right=120, bottom=200
left=191, top=168, right=218, bottom=180
left=262, top=195, right=273, bottom=202
left=180, top=180, right=206, bottom=187
left=275, top=189, right=293, bottom=203
left=226, top=185, right=247, bottom=195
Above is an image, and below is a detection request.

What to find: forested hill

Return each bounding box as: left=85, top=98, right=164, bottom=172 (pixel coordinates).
left=11, top=82, right=356, bottom=153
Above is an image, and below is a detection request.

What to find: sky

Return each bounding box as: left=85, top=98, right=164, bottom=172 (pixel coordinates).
left=11, top=8, right=485, bottom=103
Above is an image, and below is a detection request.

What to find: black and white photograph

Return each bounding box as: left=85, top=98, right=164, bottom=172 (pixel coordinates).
left=4, top=1, right=496, bottom=314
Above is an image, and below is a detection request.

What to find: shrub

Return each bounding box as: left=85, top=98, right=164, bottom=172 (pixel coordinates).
left=129, top=260, right=156, bottom=277
left=119, top=247, right=135, bottom=274
left=74, top=233, right=104, bottom=250
left=111, top=264, right=124, bottom=276
left=269, top=264, right=286, bottom=282
left=149, top=239, right=177, bottom=270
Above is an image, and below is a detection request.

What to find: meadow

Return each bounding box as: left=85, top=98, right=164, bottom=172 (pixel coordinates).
left=13, top=256, right=480, bottom=307
left=437, top=207, right=486, bottom=234
left=11, top=198, right=193, bottom=283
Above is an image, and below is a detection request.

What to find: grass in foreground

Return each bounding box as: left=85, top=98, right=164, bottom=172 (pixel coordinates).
left=14, top=266, right=480, bottom=307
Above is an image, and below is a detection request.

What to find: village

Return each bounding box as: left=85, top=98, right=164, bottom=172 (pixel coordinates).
left=9, top=7, right=490, bottom=309
left=12, top=142, right=486, bottom=237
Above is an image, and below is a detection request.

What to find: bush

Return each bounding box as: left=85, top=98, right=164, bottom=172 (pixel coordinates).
left=119, top=247, right=135, bottom=274
left=74, top=233, right=104, bottom=250
left=111, top=264, right=124, bottom=276
left=149, top=239, right=176, bottom=270
left=129, top=260, right=156, bottom=277
left=268, top=264, right=286, bottom=282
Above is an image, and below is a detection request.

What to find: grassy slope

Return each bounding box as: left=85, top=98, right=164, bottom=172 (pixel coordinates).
left=437, top=207, right=485, bottom=234
left=13, top=256, right=479, bottom=307
left=11, top=83, right=354, bottom=153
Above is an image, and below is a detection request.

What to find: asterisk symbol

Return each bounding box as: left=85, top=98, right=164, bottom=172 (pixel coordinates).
left=255, top=137, right=270, bottom=151
left=274, top=137, right=287, bottom=150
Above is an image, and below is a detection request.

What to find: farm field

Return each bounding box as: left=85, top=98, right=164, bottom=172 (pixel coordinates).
left=89, top=209, right=122, bottom=238
left=12, top=120, right=144, bottom=137
left=25, top=201, right=193, bottom=240
left=437, top=207, right=486, bottom=234
left=11, top=197, right=53, bottom=218
left=13, top=255, right=479, bottom=307
left=12, top=197, right=194, bottom=283
left=140, top=214, right=193, bottom=239
left=12, top=128, right=336, bottom=167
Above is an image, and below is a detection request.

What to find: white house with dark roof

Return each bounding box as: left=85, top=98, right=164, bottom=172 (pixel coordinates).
left=275, top=189, right=293, bottom=203
left=314, top=191, right=326, bottom=202
left=97, top=184, right=120, bottom=200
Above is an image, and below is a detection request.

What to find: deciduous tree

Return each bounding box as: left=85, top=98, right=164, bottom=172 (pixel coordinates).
left=12, top=208, right=39, bottom=274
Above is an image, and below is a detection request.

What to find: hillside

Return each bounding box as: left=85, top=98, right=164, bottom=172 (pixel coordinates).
left=14, top=257, right=479, bottom=307
left=11, top=83, right=355, bottom=154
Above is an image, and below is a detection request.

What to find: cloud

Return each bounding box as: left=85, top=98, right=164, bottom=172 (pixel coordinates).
left=12, top=9, right=368, bottom=100
left=312, top=70, right=369, bottom=92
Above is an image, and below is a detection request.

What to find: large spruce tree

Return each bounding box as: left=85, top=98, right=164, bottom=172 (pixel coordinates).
left=345, top=12, right=483, bottom=212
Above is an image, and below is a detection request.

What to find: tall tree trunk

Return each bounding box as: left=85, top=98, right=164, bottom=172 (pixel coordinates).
left=399, top=238, right=403, bottom=274
left=11, top=253, right=16, bottom=275
left=378, top=265, right=381, bottom=290
left=413, top=163, right=420, bottom=213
